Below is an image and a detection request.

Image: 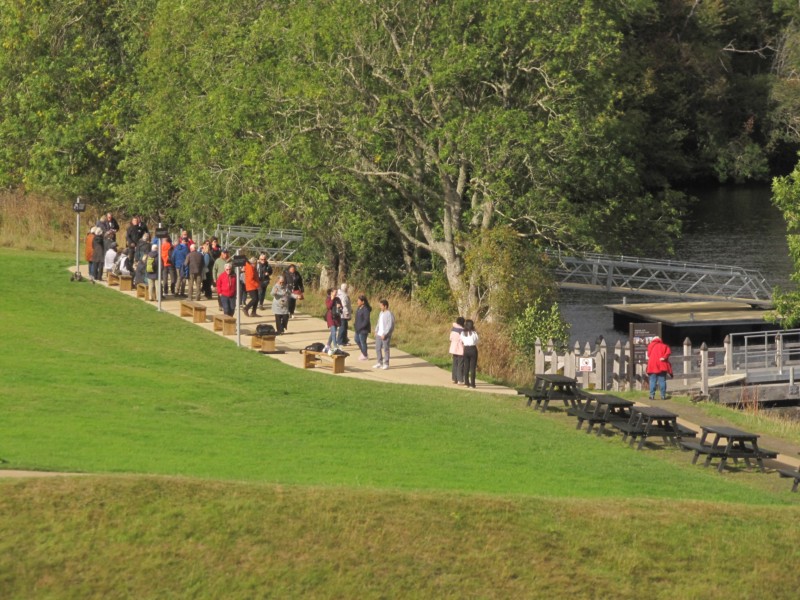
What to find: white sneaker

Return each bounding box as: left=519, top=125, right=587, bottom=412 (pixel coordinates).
left=372, top=363, right=382, bottom=369
left=328, top=349, right=334, bottom=356
left=381, top=364, right=389, bottom=370
left=358, top=354, right=368, bottom=361
left=322, top=345, right=330, bottom=353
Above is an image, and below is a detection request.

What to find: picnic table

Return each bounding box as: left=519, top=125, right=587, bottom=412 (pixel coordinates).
left=777, top=452, right=800, bottom=492
left=612, top=405, right=695, bottom=450
left=570, top=392, right=634, bottom=435
left=680, top=425, right=777, bottom=473
left=517, top=374, right=578, bottom=413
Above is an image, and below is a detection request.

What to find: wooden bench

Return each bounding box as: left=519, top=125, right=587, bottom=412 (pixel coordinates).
left=213, top=314, right=237, bottom=335
left=302, top=349, right=346, bottom=374
left=680, top=440, right=778, bottom=472
left=251, top=333, right=277, bottom=352
left=778, top=466, right=800, bottom=492
left=180, top=300, right=207, bottom=323
left=136, top=283, right=151, bottom=300
left=107, top=272, right=120, bottom=286
left=119, top=275, right=133, bottom=291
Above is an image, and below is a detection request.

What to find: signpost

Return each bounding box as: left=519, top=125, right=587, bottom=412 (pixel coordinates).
left=71, top=199, right=86, bottom=281
left=628, top=322, right=662, bottom=386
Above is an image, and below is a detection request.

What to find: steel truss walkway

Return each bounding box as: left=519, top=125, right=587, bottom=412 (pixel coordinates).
left=548, top=251, right=773, bottom=306
left=212, top=225, right=304, bottom=264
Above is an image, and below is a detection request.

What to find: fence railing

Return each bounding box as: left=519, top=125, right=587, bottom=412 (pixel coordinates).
left=534, top=337, right=737, bottom=395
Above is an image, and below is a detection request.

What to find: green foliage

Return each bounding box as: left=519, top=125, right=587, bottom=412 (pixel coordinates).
left=414, top=270, right=457, bottom=316
left=511, top=299, right=571, bottom=357
left=2, top=0, right=799, bottom=313
left=770, top=161, right=800, bottom=326
left=464, top=226, right=555, bottom=320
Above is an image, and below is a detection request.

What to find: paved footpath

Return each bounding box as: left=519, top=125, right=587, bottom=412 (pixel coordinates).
left=107, top=280, right=517, bottom=395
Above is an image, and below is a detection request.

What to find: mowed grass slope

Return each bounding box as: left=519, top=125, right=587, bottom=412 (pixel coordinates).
left=1, top=476, right=799, bottom=599
left=1, top=249, right=800, bottom=598
left=0, top=249, right=792, bottom=502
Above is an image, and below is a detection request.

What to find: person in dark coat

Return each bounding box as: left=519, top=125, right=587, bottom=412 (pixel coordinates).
left=354, top=295, right=372, bottom=360
left=91, top=227, right=106, bottom=281
left=284, top=264, right=304, bottom=318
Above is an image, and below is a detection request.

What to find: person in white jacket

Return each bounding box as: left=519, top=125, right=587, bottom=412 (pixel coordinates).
left=460, top=319, right=479, bottom=388
left=373, top=299, right=395, bottom=370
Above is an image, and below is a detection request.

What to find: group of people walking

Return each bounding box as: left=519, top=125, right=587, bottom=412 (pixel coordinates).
left=87, top=215, right=482, bottom=384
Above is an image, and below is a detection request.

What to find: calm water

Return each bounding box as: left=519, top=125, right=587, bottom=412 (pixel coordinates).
left=561, top=185, right=794, bottom=347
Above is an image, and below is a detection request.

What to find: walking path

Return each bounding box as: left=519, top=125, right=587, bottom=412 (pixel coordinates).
left=3, top=268, right=798, bottom=478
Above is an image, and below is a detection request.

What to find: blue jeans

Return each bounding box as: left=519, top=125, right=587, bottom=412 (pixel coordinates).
left=649, top=373, right=667, bottom=399
left=327, top=325, right=339, bottom=349
left=337, top=318, right=349, bottom=345
left=354, top=331, right=368, bottom=357
left=220, top=295, right=236, bottom=316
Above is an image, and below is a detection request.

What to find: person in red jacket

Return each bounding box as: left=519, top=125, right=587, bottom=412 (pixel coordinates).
left=646, top=336, right=672, bottom=400
left=243, top=257, right=260, bottom=317
left=216, top=262, right=238, bottom=316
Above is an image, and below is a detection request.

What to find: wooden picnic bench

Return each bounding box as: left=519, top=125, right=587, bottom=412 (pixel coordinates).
left=107, top=272, right=120, bottom=286
left=612, top=406, right=696, bottom=450
left=570, top=393, right=634, bottom=436
left=302, top=349, right=346, bottom=374
left=679, top=425, right=777, bottom=472
left=180, top=300, right=207, bottom=323
left=119, top=274, right=133, bottom=291
left=517, top=374, right=578, bottom=412
left=213, top=314, right=237, bottom=335
left=777, top=461, right=800, bottom=492
left=251, top=332, right=277, bottom=352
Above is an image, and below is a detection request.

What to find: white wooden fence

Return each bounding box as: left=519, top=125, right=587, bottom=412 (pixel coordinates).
left=534, top=338, right=723, bottom=394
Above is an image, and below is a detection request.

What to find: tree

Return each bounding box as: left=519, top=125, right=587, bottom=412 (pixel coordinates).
left=265, top=0, right=681, bottom=316
left=0, top=0, right=155, bottom=201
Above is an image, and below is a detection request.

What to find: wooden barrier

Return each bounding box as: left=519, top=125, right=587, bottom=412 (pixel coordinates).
left=302, top=350, right=346, bottom=374
left=213, top=314, right=237, bottom=335
left=251, top=333, right=277, bottom=352
left=180, top=300, right=207, bottom=323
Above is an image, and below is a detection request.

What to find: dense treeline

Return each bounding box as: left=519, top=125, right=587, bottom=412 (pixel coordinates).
left=2, top=0, right=800, bottom=319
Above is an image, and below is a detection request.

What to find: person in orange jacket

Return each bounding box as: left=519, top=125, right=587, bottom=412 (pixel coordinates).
left=160, top=236, right=175, bottom=296
left=243, top=257, right=260, bottom=317
left=85, top=227, right=96, bottom=280
left=646, top=335, right=672, bottom=400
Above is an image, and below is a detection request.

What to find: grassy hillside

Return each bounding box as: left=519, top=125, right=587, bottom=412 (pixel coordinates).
left=1, top=248, right=799, bottom=598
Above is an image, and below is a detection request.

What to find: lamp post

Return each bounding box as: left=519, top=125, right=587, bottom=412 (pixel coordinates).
left=72, top=198, right=86, bottom=281
left=232, top=252, right=247, bottom=348
left=155, top=223, right=169, bottom=312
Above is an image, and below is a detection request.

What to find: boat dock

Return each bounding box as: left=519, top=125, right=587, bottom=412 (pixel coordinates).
left=607, top=300, right=775, bottom=345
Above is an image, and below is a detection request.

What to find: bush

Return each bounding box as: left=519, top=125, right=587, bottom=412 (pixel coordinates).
left=511, top=300, right=570, bottom=360
left=414, top=271, right=457, bottom=316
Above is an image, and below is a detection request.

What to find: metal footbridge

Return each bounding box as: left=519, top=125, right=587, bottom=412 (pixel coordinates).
left=210, top=225, right=303, bottom=264
left=549, top=251, right=774, bottom=307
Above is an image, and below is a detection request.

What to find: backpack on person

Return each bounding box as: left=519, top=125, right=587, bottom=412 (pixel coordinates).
left=146, top=255, right=156, bottom=274
left=331, top=300, right=342, bottom=319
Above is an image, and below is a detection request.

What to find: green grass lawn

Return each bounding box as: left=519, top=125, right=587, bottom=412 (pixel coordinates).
left=1, top=248, right=800, bottom=598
